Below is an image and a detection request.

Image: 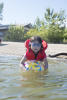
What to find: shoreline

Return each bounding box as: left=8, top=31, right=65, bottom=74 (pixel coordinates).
left=0, top=41, right=67, bottom=58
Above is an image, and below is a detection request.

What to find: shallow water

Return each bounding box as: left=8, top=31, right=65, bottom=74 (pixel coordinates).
left=0, top=55, right=67, bottom=100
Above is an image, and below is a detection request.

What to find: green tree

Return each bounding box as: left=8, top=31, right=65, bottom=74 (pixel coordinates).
left=26, top=27, right=48, bottom=42
left=4, top=25, right=25, bottom=42
left=44, top=8, right=66, bottom=43
left=45, top=8, right=65, bottom=27
left=34, top=17, right=41, bottom=30
left=63, top=28, right=67, bottom=43
left=0, top=3, right=3, bottom=22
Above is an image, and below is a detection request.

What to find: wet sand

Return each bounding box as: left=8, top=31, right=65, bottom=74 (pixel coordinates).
left=0, top=41, right=67, bottom=58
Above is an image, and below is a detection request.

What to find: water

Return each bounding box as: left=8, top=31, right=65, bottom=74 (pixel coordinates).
left=0, top=55, right=67, bottom=100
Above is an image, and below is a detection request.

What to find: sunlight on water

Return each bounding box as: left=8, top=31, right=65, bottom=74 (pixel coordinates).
left=0, top=55, right=67, bottom=100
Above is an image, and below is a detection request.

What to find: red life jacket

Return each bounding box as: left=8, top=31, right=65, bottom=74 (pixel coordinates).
left=25, top=39, right=47, bottom=60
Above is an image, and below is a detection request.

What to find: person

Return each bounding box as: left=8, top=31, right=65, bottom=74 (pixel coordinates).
left=20, top=36, right=48, bottom=70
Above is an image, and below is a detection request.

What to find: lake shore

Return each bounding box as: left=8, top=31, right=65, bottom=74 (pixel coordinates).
left=0, top=41, right=67, bottom=58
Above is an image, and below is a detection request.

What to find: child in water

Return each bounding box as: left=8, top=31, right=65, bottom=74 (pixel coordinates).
left=20, top=36, right=48, bottom=70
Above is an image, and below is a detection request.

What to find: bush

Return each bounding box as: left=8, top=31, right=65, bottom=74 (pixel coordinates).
left=47, top=25, right=64, bottom=43
left=4, top=25, right=25, bottom=42
left=63, top=33, right=67, bottom=39
left=26, top=27, right=48, bottom=42
left=63, top=38, right=67, bottom=43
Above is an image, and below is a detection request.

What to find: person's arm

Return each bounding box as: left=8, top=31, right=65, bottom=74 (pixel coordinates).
left=43, top=58, right=48, bottom=70
left=20, top=54, right=27, bottom=70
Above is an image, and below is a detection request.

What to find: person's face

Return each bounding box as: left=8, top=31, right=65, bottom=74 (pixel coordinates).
left=31, top=41, right=41, bottom=53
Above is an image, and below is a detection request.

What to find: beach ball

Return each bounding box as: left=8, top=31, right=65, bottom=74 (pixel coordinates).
left=24, top=61, right=44, bottom=71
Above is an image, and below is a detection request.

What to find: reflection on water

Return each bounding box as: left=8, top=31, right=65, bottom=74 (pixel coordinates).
left=0, top=55, right=67, bottom=100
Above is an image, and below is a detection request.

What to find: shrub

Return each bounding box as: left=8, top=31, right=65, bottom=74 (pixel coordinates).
left=26, top=27, right=48, bottom=42
left=4, top=25, right=25, bottom=42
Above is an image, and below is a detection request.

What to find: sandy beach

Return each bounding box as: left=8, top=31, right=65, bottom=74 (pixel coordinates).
left=0, top=41, right=67, bottom=58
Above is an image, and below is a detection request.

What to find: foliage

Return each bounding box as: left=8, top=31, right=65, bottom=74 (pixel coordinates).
left=47, top=24, right=64, bottom=43
left=63, top=29, right=67, bottom=43
left=44, top=8, right=66, bottom=43
left=4, top=8, right=66, bottom=43
left=63, top=29, right=67, bottom=39
left=26, top=25, right=48, bottom=42
left=4, top=25, right=25, bottom=41
left=30, top=8, right=66, bottom=43
left=34, top=17, right=41, bottom=30
left=0, top=3, right=3, bottom=21
left=44, top=8, right=66, bottom=27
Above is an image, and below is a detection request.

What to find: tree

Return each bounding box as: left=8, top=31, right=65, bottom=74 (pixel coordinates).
left=0, top=3, right=3, bottom=22
left=44, top=8, right=66, bottom=43
left=26, top=26, right=48, bottom=42
left=45, top=8, right=66, bottom=27
left=34, top=17, right=41, bottom=30
left=4, top=25, right=25, bottom=42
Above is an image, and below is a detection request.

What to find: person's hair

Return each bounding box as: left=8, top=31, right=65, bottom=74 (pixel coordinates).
left=30, top=36, right=42, bottom=44
left=29, top=36, right=43, bottom=51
